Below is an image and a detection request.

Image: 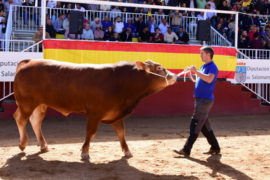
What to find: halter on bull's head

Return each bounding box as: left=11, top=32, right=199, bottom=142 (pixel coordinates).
left=135, top=60, right=177, bottom=86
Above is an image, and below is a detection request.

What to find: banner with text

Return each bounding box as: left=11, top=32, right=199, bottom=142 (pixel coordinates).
left=234, top=59, right=270, bottom=83
left=0, top=52, right=43, bottom=82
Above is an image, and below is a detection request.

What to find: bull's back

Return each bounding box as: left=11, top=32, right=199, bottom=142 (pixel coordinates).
left=14, top=59, right=113, bottom=112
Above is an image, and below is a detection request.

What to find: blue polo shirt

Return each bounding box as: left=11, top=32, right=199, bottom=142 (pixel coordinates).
left=194, top=61, right=218, bottom=100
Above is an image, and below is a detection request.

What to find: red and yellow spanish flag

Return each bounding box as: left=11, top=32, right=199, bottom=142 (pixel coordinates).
left=43, top=40, right=237, bottom=79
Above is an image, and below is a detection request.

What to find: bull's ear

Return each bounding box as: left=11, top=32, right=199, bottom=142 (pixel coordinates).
left=145, top=60, right=155, bottom=65
left=135, top=61, right=146, bottom=70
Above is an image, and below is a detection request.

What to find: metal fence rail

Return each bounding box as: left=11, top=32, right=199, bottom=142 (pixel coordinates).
left=0, top=82, right=13, bottom=102
left=4, top=40, right=35, bottom=52
left=208, top=27, right=232, bottom=47
left=238, top=49, right=270, bottom=59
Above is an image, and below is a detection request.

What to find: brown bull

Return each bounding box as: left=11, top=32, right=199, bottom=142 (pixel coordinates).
left=13, top=59, right=177, bottom=160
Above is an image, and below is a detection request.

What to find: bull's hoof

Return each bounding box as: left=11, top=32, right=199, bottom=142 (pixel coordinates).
left=81, top=153, right=90, bottom=161
left=19, top=144, right=25, bottom=151
left=124, top=151, right=133, bottom=158
left=40, top=146, right=49, bottom=153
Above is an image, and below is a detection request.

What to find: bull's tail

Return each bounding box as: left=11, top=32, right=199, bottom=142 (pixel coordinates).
left=16, top=59, right=31, bottom=73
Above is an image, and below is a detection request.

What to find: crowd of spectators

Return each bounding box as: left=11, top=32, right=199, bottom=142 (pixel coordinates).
left=43, top=0, right=270, bottom=49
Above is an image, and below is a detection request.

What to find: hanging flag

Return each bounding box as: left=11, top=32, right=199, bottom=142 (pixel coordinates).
left=43, top=40, right=237, bottom=79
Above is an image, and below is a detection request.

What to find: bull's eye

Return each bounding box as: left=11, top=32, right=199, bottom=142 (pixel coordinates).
left=156, top=66, right=163, bottom=71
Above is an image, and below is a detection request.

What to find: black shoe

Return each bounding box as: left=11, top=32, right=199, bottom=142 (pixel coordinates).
left=203, top=149, right=221, bottom=155
left=173, top=149, right=190, bottom=157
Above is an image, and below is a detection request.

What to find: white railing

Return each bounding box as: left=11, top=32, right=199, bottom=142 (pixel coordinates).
left=12, top=5, right=41, bottom=32
left=4, top=40, right=35, bottom=52
left=22, top=40, right=42, bottom=52
left=0, top=82, right=13, bottom=102
left=236, top=49, right=270, bottom=104
left=238, top=49, right=270, bottom=59
left=4, top=5, right=14, bottom=51
left=182, top=16, right=197, bottom=40
left=208, top=27, right=232, bottom=47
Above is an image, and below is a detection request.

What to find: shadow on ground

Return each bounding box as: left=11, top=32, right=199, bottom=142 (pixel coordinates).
left=1, top=114, right=270, bottom=147
left=175, top=154, right=253, bottom=180
left=0, top=152, right=198, bottom=180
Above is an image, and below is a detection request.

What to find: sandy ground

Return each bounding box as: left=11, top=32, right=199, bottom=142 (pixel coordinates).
left=0, top=114, right=270, bottom=180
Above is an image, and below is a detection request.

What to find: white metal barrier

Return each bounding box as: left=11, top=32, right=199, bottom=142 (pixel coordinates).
left=238, top=49, right=270, bottom=59
left=0, top=82, right=13, bottom=102
left=208, top=27, right=232, bottom=47
left=4, top=40, right=35, bottom=52
left=12, top=5, right=41, bottom=32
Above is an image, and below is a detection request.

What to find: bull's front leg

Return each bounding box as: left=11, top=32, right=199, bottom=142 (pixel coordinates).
left=81, top=118, right=100, bottom=161
left=112, top=119, right=133, bottom=158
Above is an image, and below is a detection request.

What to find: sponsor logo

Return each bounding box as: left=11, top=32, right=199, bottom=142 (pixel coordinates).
left=235, top=62, right=247, bottom=83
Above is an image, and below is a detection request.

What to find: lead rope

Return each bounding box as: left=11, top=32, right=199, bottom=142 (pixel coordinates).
left=148, top=71, right=169, bottom=86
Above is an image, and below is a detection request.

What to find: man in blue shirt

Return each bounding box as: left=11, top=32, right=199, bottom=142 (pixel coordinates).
left=174, top=46, right=220, bottom=157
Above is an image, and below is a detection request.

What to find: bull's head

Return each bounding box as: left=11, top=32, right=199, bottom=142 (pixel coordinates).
left=135, top=60, right=177, bottom=86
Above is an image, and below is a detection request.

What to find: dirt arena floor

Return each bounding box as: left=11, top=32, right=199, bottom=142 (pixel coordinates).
left=0, top=113, right=270, bottom=180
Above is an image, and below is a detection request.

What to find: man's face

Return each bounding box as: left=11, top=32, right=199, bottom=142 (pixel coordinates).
left=200, top=50, right=209, bottom=63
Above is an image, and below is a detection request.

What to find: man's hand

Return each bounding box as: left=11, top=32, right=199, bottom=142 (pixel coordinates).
left=189, top=65, right=197, bottom=74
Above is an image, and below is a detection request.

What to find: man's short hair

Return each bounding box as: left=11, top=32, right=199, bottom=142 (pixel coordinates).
left=200, top=46, right=214, bottom=59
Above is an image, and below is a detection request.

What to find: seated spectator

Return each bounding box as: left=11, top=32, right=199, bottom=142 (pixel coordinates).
left=218, top=0, right=230, bottom=20
left=0, top=9, right=6, bottom=50
left=138, top=27, right=151, bottom=42
left=104, top=25, right=114, bottom=41
left=124, top=18, right=135, bottom=34
left=177, top=27, right=189, bottom=44
left=238, top=30, right=250, bottom=48
left=81, top=23, right=94, bottom=40
left=4, top=0, right=14, bottom=14
left=120, top=27, right=133, bottom=42
left=135, top=16, right=146, bottom=34
left=164, top=27, right=178, bottom=43
left=46, top=18, right=56, bottom=38
left=110, top=6, right=121, bottom=19
left=91, top=17, right=102, bottom=31
left=147, top=16, right=158, bottom=34
left=101, top=15, right=113, bottom=31
left=113, top=16, right=124, bottom=34
left=248, top=25, right=258, bottom=41
left=110, top=32, right=120, bottom=41
left=94, top=26, right=104, bottom=40
left=158, top=18, right=169, bottom=35
left=264, top=32, right=270, bottom=49
left=53, top=13, right=65, bottom=34
left=32, top=26, right=50, bottom=52
left=196, top=0, right=207, bottom=9
left=100, top=0, right=111, bottom=11
left=151, top=27, right=164, bottom=43
left=74, top=3, right=86, bottom=12
left=47, top=0, right=56, bottom=8
left=170, top=10, right=182, bottom=34
left=63, top=13, right=70, bottom=39
left=250, top=32, right=264, bottom=49
left=0, top=0, right=4, bottom=12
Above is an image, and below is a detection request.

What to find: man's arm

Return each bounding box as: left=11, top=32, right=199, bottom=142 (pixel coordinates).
left=190, top=66, right=215, bottom=83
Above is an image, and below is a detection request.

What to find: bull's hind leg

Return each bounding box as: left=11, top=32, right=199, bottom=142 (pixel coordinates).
left=29, top=104, right=48, bottom=153
left=112, top=119, right=133, bottom=158
left=13, top=106, right=33, bottom=151
left=81, top=117, right=100, bottom=161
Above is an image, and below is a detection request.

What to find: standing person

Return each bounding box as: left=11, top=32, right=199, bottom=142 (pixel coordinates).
left=174, top=46, right=220, bottom=157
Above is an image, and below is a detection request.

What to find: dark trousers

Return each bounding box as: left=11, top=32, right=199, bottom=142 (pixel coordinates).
left=183, top=98, right=220, bottom=154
